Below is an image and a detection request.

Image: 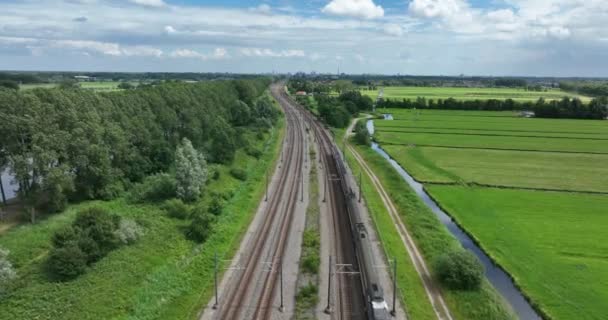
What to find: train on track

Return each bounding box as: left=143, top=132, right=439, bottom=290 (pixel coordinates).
left=332, top=147, right=391, bottom=320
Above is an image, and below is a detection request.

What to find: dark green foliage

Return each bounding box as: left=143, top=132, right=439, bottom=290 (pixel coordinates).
left=296, top=283, right=319, bottom=305
left=162, top=198, right=190, bottom=219
left=117, top=82, right=134, bottom=90
left=246, top=147, right=262, bottom=159
left=211, top=168, right=221, bottom=180
left=208, top=193, right=224, bottom=216
left=58, top=80, right=80, bottom=90
left=0, top=80, right=19, bottom=90
left=435, top=250, right=484, bottom=290
left=378, top=95, right=607, bottom=119
left=47, top=244, right=87, bottom=280
left=129, top=173, right=177, bottom=203
left=0, top=78, right=271, bottom=214
left=354, top=120, right=370, bottom=146
left=230, top=168, right=247, bottom=181
left=187, top=209, right=216, bottom=243
left=48, top=207, right=121, bottom=280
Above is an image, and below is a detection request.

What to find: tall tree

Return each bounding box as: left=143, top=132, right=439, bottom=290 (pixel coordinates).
left=175, top=138, right=208, bottom=202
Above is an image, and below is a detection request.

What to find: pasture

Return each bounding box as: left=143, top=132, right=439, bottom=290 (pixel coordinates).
left=427, top=185, right=608, bottom=320
left=371, top=108, right=608, bottom=319
left=361, top=86, right=592, bottom=102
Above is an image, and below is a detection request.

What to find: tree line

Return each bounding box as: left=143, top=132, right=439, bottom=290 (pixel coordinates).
left=559, top=81, right=608, bottom=97
left=0, top=78, right=278, bottom=218
left=377, top=96, right=607, bottom=119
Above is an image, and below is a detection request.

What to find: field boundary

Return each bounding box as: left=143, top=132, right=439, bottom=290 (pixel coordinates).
left=377, top=129, right=608, bottom=141
left=377, top=142, right=608, bottom=155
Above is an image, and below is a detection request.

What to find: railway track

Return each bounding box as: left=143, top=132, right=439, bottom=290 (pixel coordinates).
left=213, top=84, right=306, bottom=320
left=278, top=89, right=366, bottom=319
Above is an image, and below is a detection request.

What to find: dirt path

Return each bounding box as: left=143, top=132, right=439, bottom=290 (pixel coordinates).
left=346, top=117, right=454, bottom=320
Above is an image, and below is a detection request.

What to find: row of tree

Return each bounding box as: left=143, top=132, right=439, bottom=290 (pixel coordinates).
left=0, top=78, right=278, bottom=218
left=559, top=81, right=608, bottom=97
left=377, top=96, right=607, bottom=119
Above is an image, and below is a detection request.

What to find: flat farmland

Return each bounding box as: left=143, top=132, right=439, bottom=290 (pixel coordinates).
left=361, top=86, right=592, bottom=102
left=371, top=108, right=608, bottom=319
left=383, top=145, right=608, bottom=193
left=426, top=185, right=608, bottom=320
left=20, top=81, right=132, bottom=91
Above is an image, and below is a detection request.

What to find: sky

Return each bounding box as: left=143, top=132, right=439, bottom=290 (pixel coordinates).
left=0, top=0, right=607, bottom=76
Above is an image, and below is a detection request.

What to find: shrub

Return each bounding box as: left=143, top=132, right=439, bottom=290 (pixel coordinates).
left=301, top=255, right=320, bottom=274
left=435, top=250, right=484, bottom=290
left=208, top=194, right=224, bottom=216
left=52, top=226, right=80, bottom=248
left=246, top=147, right=262, bottom=159
left=47, top=244, right=87, bottom=280
left=114, top=219, right=144, bottom=245
left=77, top=234, right=102, bottom=264
left=296, top=283, right=318, bottom=305
left=211, top=168, right=221, bottom=181
left=187, top=210, right=216, bottom=243
left=0, top=247, right=17, bottom=293
left=73, top=208, right=120, bottom=256
left=162, top=199, right=190, bottom=219
left=230, top=168, right=247, bottom=181
left=129, top=173, right=177, bottom=203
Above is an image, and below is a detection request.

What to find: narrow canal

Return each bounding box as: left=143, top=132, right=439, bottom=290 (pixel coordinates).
left=367, top=118, right=541, bottom=320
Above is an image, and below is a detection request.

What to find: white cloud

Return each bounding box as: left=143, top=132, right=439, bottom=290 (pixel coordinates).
left=548, top=26, right=571, bottom=39
left=169, top=48, right=228, bottom=60
left=383, top=24, right=404, bottom=36
left=164, top=25, right=176, bottom=34
left=322, top=0, right=384, bottom=19
left=240, top=48, right=305, bottom=58
left=250, top=4, right=272, bottom=15
left=129, top=0, right=165, bottom=7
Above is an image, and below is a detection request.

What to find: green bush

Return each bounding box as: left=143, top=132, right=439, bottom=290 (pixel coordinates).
left=114, top=219, right=144, bottom=245
left=0, top=247, right=17, bottom=293
left=73, top=208, right=120, bottom=256
left=162, top=199, right=191, bottom=219
left=301, top=255, right=320, bottom=275
left=246, top=147, right=262, bottom=159
left=296, top=282, right=318, bottom=305
left=187, top=210, right=216, bottom=243
left=129, top=173, right=177, bottom=203
left=211, top=169, right=221, bottom=181
left=208, top=194, right=224, bottom=216
left=230, top=168, right=248, bottom=181
left=47, top=244, right=87, bottom=280
left=435, top=250, right=484, bottom=290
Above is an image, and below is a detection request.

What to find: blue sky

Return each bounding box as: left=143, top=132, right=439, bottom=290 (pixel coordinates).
left=0, top=0, right=607, bottom=76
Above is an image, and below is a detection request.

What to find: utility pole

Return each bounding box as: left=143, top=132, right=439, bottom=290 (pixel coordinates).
left=265, top=171, right=268, bottom=202
left=279, top=260, right=284, bottom=312
left=300, top=168, right=304, bottom=202
left=391, top=257, right=397, bottom=317
left=213, top=251, right=218, bottom=309
left=324, top=255, right=332, bottom=314
left=323, top=176, right=327, bottom=203
left=0, top=174, right=6, bottom=206
left=358, top=171, right=362, bottom=203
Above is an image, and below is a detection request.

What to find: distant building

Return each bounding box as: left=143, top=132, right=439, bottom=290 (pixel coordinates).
left=520, top=111, right=535, bottom=118
left=295, top=91, right=307, bottom=96
left=74, top=75, right=95, bottom=82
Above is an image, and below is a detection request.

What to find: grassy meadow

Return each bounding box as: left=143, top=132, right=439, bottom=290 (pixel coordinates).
left=361, top=86, right=592, bottom=102
left=0, top=102, right=284, bottom=320
left=427, top=185, right=608, bottom=320
left=369, top=108, right=608, bottom=319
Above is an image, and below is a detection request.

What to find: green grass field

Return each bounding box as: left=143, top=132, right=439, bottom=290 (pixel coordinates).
left=361, top=86, right=592, bottom=102
left=383, top=146, right=608, bottom=193
left=426, top=185, right=608, bottom=320
left=370, top=108, right=608, bottom=319
left=0, top=98, right=284, bottom=320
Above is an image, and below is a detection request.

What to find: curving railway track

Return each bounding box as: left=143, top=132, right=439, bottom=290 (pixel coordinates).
left=212, top=84, right=306, bottom=320
left=277, top=88, right=367, bottom=320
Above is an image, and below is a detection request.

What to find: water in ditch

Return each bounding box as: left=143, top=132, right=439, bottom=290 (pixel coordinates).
left=367, top=119, right=541, bottom=320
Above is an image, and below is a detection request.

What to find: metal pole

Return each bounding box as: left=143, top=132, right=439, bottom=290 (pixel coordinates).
left=265, top=172, right=268, bottom=202
left=213, top=251, right=218, bottom=309
left=358, top=171, right=362, bottom=203
left=300, top=168, right=304, bottom=202
left=391, top=257, right=397, bottom=316
left=279, top=260, right=284, bottom=312
left=324, top=255, right=332, bottom=314
left=0, top=174, right=6, bottom=206
left=323, top=176, right=326, bottom=203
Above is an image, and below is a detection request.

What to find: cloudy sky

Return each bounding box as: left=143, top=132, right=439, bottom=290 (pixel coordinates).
left=0, top=0, right=607, bottom=76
